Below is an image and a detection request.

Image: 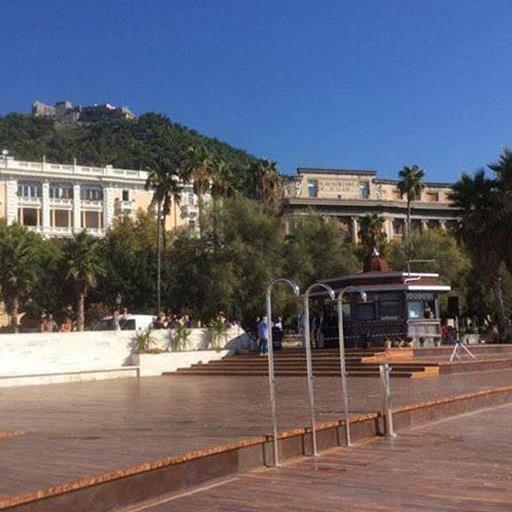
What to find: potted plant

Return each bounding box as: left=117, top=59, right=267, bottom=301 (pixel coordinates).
left=169, top=324, right=191, bottom=352
left=209, top=318, right=229, bottom=351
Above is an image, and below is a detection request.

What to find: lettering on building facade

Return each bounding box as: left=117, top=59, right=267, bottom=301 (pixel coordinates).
left=318, top=179, right=359, bottom=197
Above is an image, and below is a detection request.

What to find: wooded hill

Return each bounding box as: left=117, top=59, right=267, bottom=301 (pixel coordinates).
left=0, top=112, right=259, bottom=190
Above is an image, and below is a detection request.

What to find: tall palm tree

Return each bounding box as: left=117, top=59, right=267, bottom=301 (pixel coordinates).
left=145, top=166, right=182, bottom=247
left=451, top=170, right=507, bottom=337
left=182, top=145, right=215, bottom=237
left=359, top=213, right=387, bottom=269
left=397, top=165, right=425, bottom=243
left=0, top=222, right=41, bottom=332
left=63, top=231, right=105, bottom=331
left=145, top=165, right=182, bottom=313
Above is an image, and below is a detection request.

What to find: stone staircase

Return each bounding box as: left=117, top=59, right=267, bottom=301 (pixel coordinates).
left=170, top=348, right=439, bottom=378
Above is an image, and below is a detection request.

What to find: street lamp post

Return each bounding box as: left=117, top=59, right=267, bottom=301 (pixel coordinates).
left=336, top=286, right=367, bottom=446
left=266, top=278, right=300, bottom=467
left=302, top=282, right=335, bottom=457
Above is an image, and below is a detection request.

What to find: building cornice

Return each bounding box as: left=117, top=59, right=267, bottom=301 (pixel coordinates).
left=284, top=197, right=460, bottom=212
left=297, top=167, right=377, bottom=176
left=0, top=158, right=148, bottom=186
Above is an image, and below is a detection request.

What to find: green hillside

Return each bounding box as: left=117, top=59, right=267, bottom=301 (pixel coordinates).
left=0, top=112, right=258, bottom=190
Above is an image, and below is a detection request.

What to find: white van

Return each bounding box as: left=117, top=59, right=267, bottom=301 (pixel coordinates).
left=91, top=314, right=154, bottom=331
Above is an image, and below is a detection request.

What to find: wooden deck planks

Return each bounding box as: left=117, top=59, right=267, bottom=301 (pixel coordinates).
left=1, top=371, right=512, bottom=502
left=136, top=405, right=512, bottom=511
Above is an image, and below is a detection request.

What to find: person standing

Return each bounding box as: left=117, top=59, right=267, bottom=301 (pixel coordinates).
left=272, top=316, right=284, bottom=351
left=258, top=316, right=269, bottom=356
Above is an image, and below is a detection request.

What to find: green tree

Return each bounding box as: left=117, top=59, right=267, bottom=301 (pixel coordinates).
left=62, top=231, right=105, bottom=331
left=451, top=170, right=507, bottom=337
left=397, top=165, right=425, bottom=244
left=100, top=213, right=158, bottom=312
left=489, top=149, right=512, bottom=276
left=283, top=214, right=360, bottom=289
left=0, top=222, right=43, bottom=332
left=181, top=145, right=215, bottom=237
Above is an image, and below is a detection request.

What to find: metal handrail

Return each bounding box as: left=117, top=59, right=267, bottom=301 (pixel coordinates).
left=336, top=285, right=367, bottom=446
left=302, top=282, right=335, bottom=457
left=266, top=278, right=300, bottom=467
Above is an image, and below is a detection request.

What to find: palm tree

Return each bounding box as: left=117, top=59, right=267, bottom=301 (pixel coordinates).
left=63, top=231, right=105, bottom=331
left=397, top=165, right=425, bottom=243
left=182, top=145, right=215, bottom=237
left=359, top=214, right=387, bottom=269
left=489, top=149, right=512, bottom=275
left=254, top=159, right=284, bottom=209
left=0, top=222, right=42, bottom=332
left=145, top=166, right=182, bottom=247
left=451, top=170, right=507, bottom=337
left=211, top=160, right=235, bottom=200
left=145, top=165, right=182, bottom=313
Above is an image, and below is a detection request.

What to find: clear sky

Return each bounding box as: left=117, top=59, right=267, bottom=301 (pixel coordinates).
left=1, top=0, right=512, bottom=180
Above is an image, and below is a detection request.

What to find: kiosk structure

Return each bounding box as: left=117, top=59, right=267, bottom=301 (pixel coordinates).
left=319, top=252, right=451, bottom=348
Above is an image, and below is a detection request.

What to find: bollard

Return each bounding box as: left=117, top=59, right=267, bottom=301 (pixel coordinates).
left=379, top=363, right=396, bottom=440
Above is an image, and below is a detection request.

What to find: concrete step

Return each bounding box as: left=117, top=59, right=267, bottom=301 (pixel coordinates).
left=171, top=369, right=416, bottom=378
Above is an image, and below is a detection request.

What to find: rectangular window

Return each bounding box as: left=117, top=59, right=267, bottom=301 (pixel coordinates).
left=18, top=208, right=39, bottom=226
left=81, top=185, right=103, bottom=201
left=122, top=190, right=130, bottom=201
left=379, top=300, right=401, bottom=321
left=17, top=182, right=42, bottom=198
left=392, top=219, right=404, bottom=236
left=83, top=211, right=103, bottom=229
left=407, top=300, right=424, bottom=319
left=355, top=303, right=375, bottom=321
left=426, top=191, right=439, bottom=202
left=49, top=183, right=73, bottom=199
left=359, top=182, right=369, bottom=199
left=307, top=180, right=318, bottom=198
left=53, top=209, right=71, bottom=228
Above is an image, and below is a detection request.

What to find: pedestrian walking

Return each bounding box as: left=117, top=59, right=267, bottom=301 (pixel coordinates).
left=258, top=316, right=269, bottom=356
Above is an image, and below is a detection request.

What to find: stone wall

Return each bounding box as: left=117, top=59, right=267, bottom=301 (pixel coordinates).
left=0, top=327, right=250, bottom=386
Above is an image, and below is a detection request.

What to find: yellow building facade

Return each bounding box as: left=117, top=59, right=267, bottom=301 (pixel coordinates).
left=284, top=168, right=459, bottom=242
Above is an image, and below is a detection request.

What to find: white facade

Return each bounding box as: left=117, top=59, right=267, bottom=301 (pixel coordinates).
left=0, top=157, right=202, bottom=237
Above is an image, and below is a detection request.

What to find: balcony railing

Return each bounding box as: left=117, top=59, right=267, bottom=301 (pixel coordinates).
left=114, top=200, right=134, bottom=215
left=81, top=199, right=103, bottom=208
left=4, top=158, right=148, bottom=181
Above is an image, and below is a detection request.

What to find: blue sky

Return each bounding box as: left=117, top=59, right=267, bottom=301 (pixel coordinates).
left=1, top=0, right=512, bottom=180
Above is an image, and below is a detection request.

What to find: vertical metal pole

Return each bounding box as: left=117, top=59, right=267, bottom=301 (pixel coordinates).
left=303, top=296, right=319, bottom=456
left=379, top=364, right=395, bottom=440
left=337, top=299, right=351, bottom=446
left=266, top=290, right=279, bottom=466
left=156, top=199, right=162, bottom=314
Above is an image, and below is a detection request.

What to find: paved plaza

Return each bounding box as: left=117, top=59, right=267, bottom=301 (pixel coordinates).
left=1, top=370, right=512, bottom=500
left=127, top=404, right=512, bottom=511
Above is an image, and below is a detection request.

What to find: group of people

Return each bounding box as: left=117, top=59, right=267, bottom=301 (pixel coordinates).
left=39, top=307, right=75, bottom=333
left=255, top=316, right=284, bottom=355
left=152, top=311, right=193, bottom=330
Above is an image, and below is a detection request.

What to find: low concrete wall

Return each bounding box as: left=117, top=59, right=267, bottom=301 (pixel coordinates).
left=132, top=351, right=229, bottom=377
left=0, top=327, right=249, bottom=386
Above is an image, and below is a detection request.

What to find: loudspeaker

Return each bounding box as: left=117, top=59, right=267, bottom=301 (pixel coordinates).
left=447, top=296, right=459, bottom=318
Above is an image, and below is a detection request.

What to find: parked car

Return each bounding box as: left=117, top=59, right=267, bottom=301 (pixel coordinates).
left=90, top=314, right=154, bottom=331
